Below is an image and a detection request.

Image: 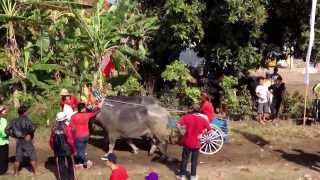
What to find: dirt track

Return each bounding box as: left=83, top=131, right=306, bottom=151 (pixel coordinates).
left=1, top=121, right=319, bottom=180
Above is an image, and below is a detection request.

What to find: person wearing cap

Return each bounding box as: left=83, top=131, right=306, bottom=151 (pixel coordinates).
left=176, top=104, right=211, bottom=180
left=70, top=103, right=98, bottom=168
left=5, top=105, right=37, bottom=176
left=49, top=112, right=76, bottom=180
left=0, top=106, right=9, bottom=175
left=200, top=92, right=215, bottom=122
left=101, top=153, right=128, bottom=180
left=59, top=89, right=79, bottom=111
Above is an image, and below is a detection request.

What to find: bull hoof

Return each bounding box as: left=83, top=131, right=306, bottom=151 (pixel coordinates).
left=133, top=149, right=139, bottom=154
left=149, top=145, right=157, bottom=155
left=104, top=152, right=112, bottom=156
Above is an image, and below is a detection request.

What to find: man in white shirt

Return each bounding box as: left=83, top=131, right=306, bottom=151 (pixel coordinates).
left=255, top=77, right=269, bottom=124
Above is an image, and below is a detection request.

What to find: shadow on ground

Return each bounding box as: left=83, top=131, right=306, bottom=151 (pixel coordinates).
left=151, top=155, right=180, bottom=175
left=89, top=133, right=151, bottom=154
left=274, top=149, right=320, bottom=172
left=233, top=130, right=270, bottom=147
left=44, top=157, right=59, bottom=179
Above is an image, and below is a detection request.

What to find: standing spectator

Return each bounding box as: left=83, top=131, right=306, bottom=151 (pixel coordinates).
left=176, top=104, right=211, bottom=180
left=70, top=103, right=98, bottom=168
left=59, top=89, right=79, bottom=111
left=81, top=83, right=96, bottom=106
left=0, top=106, right=9, bottom=175
left=255, top=77, right=270, bottom=124
left=269, top=76, right=286, bottom=122
left=5, top=105, right=37, bottom=176
left=208, top=72, right=224, bottom=112
left=49, top=112, right=76, bottom=180
left=200, top=92, right=215, bottom=122
left=271, top=67, right=282, bottom=84
left=101, top=153, right=128, bottom=180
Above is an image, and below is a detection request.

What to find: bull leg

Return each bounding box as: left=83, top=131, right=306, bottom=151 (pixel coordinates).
left=158, top=141, right=169, bottom=160
left=127, top=139, right=139, bottom=154
left=105, top=135, right=117, bottom=155
left=149, top=138, right=158, bottom=155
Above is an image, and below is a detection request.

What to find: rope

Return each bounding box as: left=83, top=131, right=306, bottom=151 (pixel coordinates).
left=102, top=98, right=187, bottom=113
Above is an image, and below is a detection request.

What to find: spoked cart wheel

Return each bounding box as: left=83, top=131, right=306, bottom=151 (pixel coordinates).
left=199, top=124, right=224, bottom=155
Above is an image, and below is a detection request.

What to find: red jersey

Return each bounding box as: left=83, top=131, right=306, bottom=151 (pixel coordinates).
left=49, top=124, right=76, bottom=154
left=178, top=113, right=211, bottom=149
left=200, top=100, right=215, bottom=121
left=110, top=165, right=128, bottom=180
left=70, top=112, right=97, bottom=138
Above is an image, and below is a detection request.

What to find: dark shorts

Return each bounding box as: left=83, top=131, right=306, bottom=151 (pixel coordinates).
left=258, top=102, right=269, bottom=113
left=16, top=139, right=37, bottom=162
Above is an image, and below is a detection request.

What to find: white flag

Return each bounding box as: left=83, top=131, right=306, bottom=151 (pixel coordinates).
left=304, top=0, right=318, bottom=84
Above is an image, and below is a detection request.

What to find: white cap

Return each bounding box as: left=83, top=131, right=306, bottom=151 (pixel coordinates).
left=56, top=112, right=68, bottom=122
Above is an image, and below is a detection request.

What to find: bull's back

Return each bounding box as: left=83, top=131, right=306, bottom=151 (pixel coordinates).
left=104, top=96, right=158, bottom=106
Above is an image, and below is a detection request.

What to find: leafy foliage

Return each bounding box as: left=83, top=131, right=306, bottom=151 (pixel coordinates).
left=113, top=76, right=146, bottom=96
left=197, top=0, right=267, bottom=75
left=282, top=91, right=307, bottom=119
left=161, top=60, right=200, bottom=104
left=221, top=76, right=253, bottom=120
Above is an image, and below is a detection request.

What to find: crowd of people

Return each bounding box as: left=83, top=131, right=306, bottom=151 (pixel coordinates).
left=0, top=80, right=220, bottom=180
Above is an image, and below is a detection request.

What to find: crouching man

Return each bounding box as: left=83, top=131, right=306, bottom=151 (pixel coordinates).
left=176, top=104, right=211, bottom=180
left=50, top=112, right=76, bottom=180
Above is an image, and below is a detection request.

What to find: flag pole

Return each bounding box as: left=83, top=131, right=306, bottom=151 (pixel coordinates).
left=303, top=0, right=318, bottom=126
left=303, top=85, right=309, bottom=126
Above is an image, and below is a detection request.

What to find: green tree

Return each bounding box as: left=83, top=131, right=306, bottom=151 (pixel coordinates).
left=197, top=0, right=267, bottom=76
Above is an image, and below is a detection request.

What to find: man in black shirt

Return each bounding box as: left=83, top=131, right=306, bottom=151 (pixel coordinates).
left=269, top=76, right=286, bottom=122
left=6, top=105, right=37, bottom=176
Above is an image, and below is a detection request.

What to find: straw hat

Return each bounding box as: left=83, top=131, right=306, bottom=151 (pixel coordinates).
left=60, top=89, right=70, bottom=96
left=56, top=112, right=68, bottom=122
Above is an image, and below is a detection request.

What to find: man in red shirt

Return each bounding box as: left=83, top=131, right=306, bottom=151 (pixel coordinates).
left=60, top=89, right=79, bottom=110
left=101, top=153, right=128, bottom=180
left=176, top=104, right=211, bottom=180
left=70, top=103, right=97, bottom=168
left=200, top=92, right=215, bottom=122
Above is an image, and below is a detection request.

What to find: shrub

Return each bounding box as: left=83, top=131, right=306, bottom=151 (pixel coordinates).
left=113, top=76, right=146, bottom=96
left=282, top=91, right=309, bottom=119
left=161, top=60, right=200, bottom=106
left=221, top=76, right=253, bottom=120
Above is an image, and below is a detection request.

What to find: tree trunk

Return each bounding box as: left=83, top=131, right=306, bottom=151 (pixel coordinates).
left=145, top=75, right=155, bottom=95
left=7, top=22, right=21, bottom=108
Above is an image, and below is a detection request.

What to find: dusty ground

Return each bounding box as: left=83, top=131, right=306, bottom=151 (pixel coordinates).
left=0, top=121, right=319, bottom=180
left=1, top=68, right=319, bottom=180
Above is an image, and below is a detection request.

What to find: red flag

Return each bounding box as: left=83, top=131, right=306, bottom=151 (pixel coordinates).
left=100, top=53, right=115, bottom=77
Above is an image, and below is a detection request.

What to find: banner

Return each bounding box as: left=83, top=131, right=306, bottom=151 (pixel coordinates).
left=100, top=52, right=115, bottom=78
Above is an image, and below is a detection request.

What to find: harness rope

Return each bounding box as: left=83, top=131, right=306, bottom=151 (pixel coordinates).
left=102, top=98, right=187, bottom=113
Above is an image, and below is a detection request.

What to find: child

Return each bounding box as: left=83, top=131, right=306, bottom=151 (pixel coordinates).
left=255, top=77, right=270, bottom=124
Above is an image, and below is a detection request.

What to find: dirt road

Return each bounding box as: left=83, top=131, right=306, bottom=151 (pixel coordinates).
left=1, top=121, right=319, bottom=180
